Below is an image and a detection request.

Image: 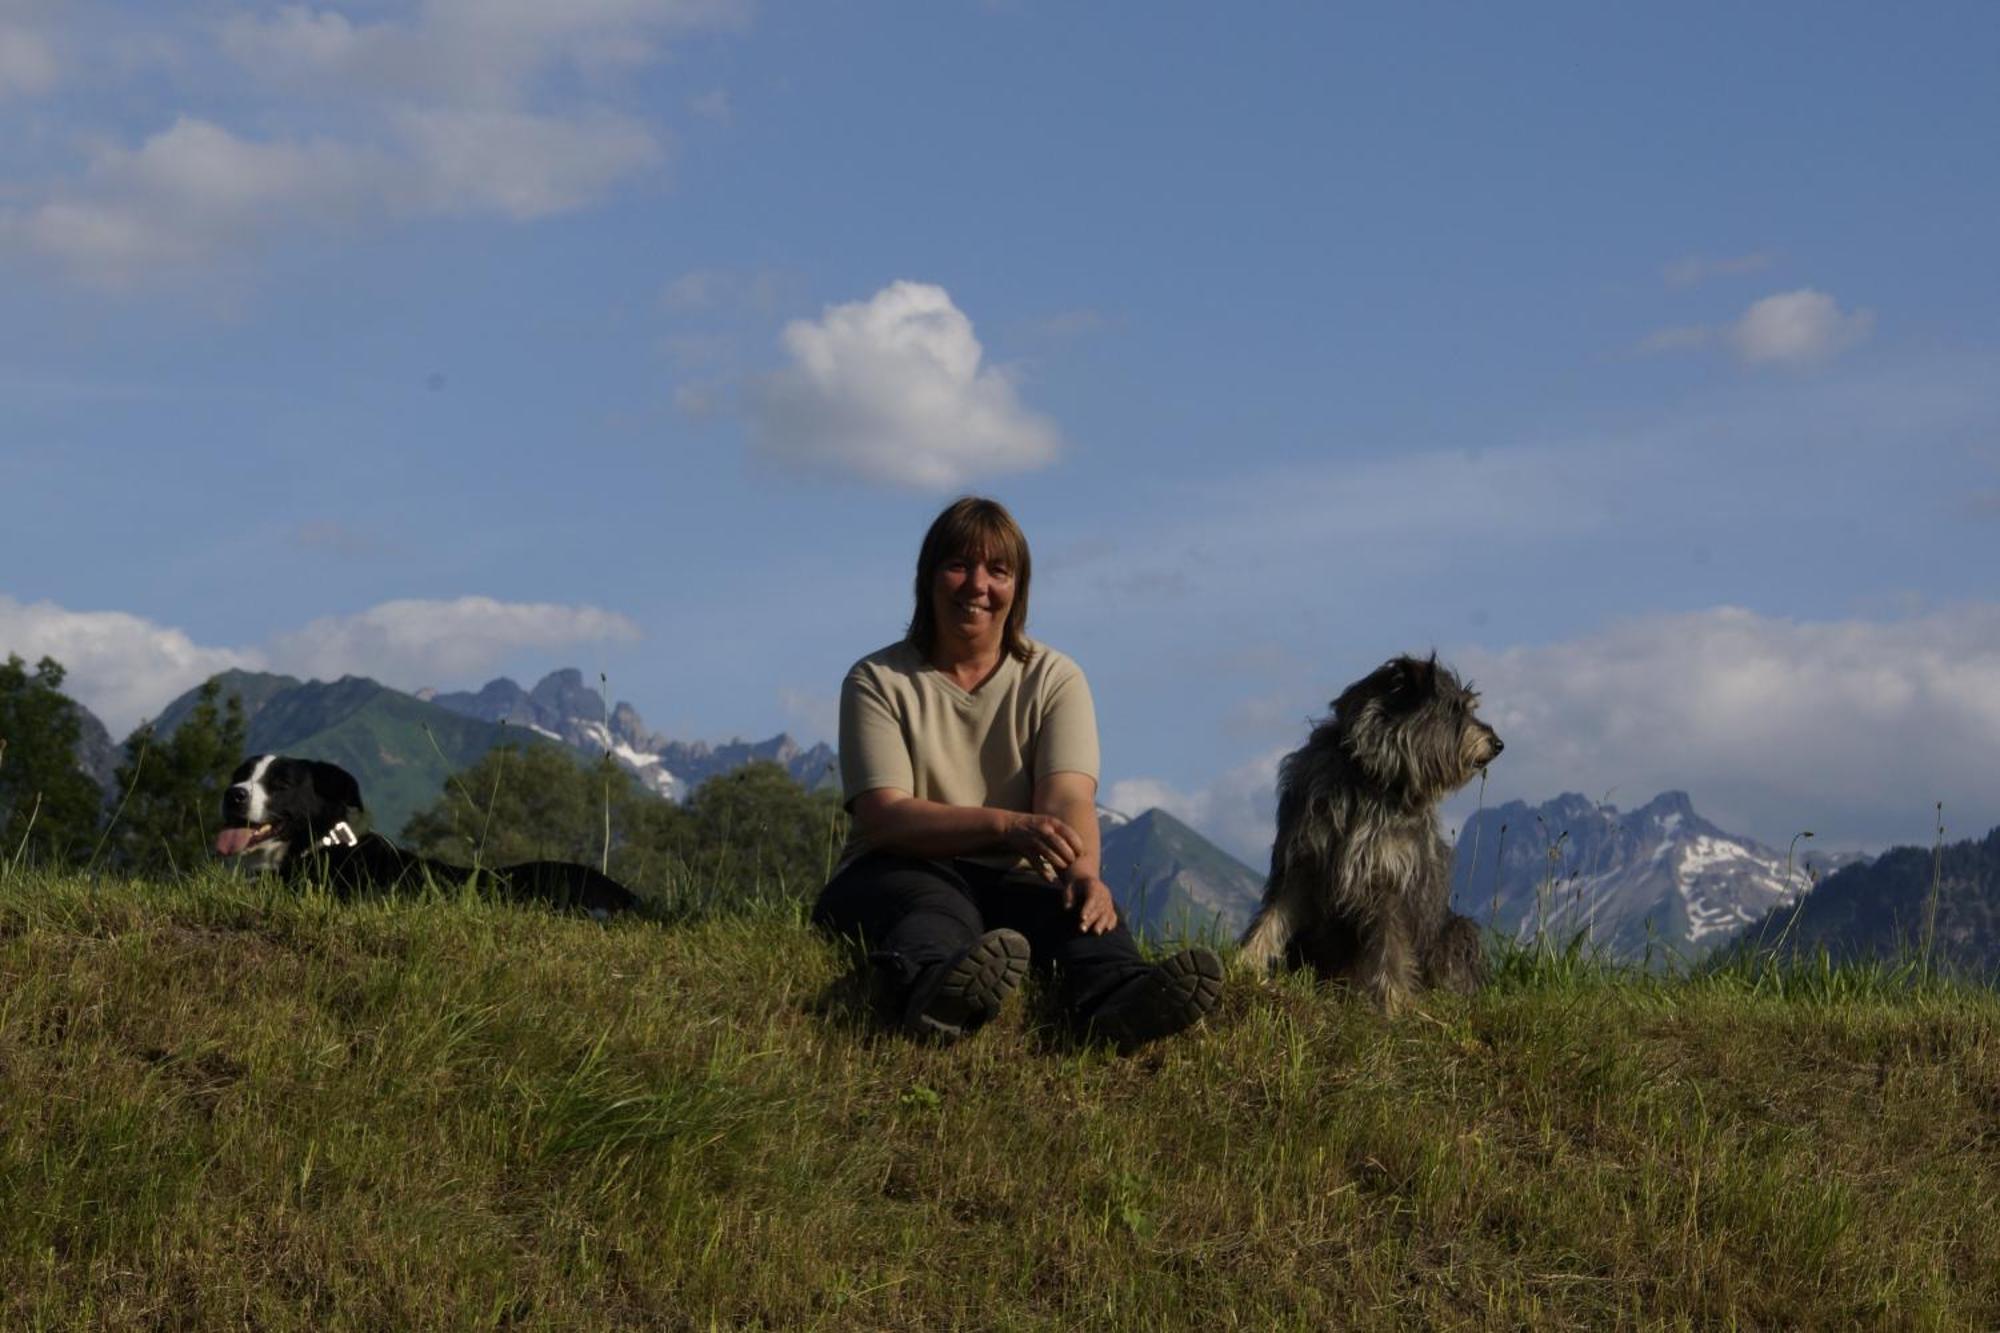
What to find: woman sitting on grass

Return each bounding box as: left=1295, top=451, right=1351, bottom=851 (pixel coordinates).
left=812, top=496, right=1223, bottom=1049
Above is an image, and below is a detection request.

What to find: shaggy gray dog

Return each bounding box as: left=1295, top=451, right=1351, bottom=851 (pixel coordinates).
left=1238, top=654, right=1501, bottom=1012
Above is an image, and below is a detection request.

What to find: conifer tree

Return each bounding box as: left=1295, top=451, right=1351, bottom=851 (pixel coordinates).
left=0, top=654, right=105, bottom=870
left=106, top=679, right=247, bottom=879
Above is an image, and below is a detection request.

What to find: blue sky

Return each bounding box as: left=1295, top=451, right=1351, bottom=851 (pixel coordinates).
left=4, top=1, right=1997, bottom=861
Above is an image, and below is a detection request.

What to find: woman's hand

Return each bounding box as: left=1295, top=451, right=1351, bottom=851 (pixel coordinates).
left=1002, top=811, right=1085, bottom=879
left=1064, top=874, right=1119, bottom=935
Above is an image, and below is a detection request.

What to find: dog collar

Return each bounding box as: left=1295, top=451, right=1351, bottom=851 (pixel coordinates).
left=318, top=822, right=359, bottom=849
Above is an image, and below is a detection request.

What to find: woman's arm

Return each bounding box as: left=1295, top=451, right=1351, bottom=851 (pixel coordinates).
left=1033, top=770, right=1101, bottom=882
left=851, top=788, right=1086, bottom=870
left=1035, top=770, right=1118, bottom=934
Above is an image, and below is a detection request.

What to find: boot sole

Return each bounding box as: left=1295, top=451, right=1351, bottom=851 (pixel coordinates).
left=906, top=928, right=1032, bottom=1039
left=1090, top=946, right=1225, bottom=1052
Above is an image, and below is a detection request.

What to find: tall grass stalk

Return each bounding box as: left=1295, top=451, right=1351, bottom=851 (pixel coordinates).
left=473, top=748, right=509, bottom=876
left=599, top=671, right=613, bottom=877
left=5, top=790, right=41, bottom=878
left=1533, top=817, right=1568, bottom=958
left=81, top=728, right=148, bottom=872
left=1922, top=801, right=1946, bottom=978
left=1460, top=766, right=1487, bottom=900
left=419, top=720, right=505, bottom=862
left=1759, top=829, right=1816, bottom=962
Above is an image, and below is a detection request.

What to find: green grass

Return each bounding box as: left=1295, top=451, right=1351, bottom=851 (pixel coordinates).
left=3, top=870, right=1998, bottom=1330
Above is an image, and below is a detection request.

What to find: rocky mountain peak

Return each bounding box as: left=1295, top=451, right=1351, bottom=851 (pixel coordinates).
left=1454, top=789, right=1804, bottom=962
left=528, top=669, right=605, bottom=723
left=426, top=667, right=839, bottom=802
left=609, top=701, right=659, bottom=751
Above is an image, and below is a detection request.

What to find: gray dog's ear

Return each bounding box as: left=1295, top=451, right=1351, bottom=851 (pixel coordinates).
left=307, top=760, right=364, bottom=813
left=1386, top=655, right=1439, bottom=708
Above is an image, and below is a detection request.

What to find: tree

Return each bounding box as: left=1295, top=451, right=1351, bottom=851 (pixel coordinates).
left=679, top=760, right=849, bottom=901
left=105, top=679, right=247, bottom=879
left=403, top=749, right=850, bottom=911
left=402, top=743, right=685, bottom=885
left=0, top=654, right=105, bottom=870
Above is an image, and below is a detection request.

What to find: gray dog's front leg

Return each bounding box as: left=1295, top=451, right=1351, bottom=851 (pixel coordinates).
left=1237, top=897, right=1295, bottom=972
left=1355, top=914, right=1419, bottom=1014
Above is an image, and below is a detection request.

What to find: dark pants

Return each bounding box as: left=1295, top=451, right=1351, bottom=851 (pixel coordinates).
left=811, top=852, right=1152, bottom=1021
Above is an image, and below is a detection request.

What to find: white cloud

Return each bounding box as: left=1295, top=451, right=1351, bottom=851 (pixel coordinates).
left=218, top=0, right=750, bottom=109
left=394, top=106, right=663, bottom=220
left=3, top=108, right=663, bottom=283
left=0, top=594, right=642, bottom=737
left=218, top=6, right=382, bottom=85
left=745, top=280, right=1063, bottom=490
left=0, top=19, right=58, bottom=98
left=1453, top=605, right=2000, bottom=849
left=5, top=1, right=747, bottom=285
left=5, top=117, right=388, bottom=280
left=1663, top=251, right=1773, bottom=287
left=1106, top=747, right=1286, bottom=868
left=267, top=597, right=642, bottom=684
left=1637, top=288, right=1873, bottom=368
left=1729, top=288, right=1874, bottom=366
left=0, top=595, right=260, bottom=735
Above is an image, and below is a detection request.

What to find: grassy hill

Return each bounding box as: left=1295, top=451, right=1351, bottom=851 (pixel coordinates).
left=3, top=869, right=1997, bottom=1329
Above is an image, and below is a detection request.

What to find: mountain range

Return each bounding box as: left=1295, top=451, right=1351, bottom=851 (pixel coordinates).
left=422, top=669, right=838, bottom=801
left=1450, top=791, right=1868, bottom=963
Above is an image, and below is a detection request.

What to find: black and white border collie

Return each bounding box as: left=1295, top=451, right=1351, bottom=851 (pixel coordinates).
left=217, top=754, right=640, bottom=917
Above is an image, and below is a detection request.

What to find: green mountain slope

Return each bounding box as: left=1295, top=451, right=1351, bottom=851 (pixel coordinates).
left=150, top=673, right=563, bottom=839
left=151, top=669, right=302, bottom=737
left=1099, top=807, right=1265, bottom=943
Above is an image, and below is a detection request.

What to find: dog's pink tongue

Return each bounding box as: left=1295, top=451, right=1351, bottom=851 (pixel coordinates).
left=215, top=827, right=257, bottom=857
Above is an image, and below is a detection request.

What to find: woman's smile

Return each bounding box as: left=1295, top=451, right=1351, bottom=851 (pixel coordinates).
left=933, top=554, right=1014, bottom=647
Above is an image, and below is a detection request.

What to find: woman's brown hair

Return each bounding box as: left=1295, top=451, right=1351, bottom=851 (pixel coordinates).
left=906, top=496, right=1034, bottom=663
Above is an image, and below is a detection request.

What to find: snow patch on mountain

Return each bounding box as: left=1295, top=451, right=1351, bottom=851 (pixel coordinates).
left=1675, top=835, right=1792, bottom=943
left=427, top=669, right=830, bottom=803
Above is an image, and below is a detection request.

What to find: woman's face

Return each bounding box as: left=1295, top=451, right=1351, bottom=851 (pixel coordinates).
left=930, top=545, right=1016, bottom=652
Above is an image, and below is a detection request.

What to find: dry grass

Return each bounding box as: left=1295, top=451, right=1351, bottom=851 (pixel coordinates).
left=2, top=868, right=1997, bottom=1330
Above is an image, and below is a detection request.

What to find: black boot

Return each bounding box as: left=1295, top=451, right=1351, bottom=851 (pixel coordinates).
left=901, top=928, right=1032, bottom=1040
left=1084, top=947, right=1224, bottom=1052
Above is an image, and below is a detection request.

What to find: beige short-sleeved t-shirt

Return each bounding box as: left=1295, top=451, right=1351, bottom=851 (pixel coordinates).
left=836, top=637, right=1099, bottom=871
